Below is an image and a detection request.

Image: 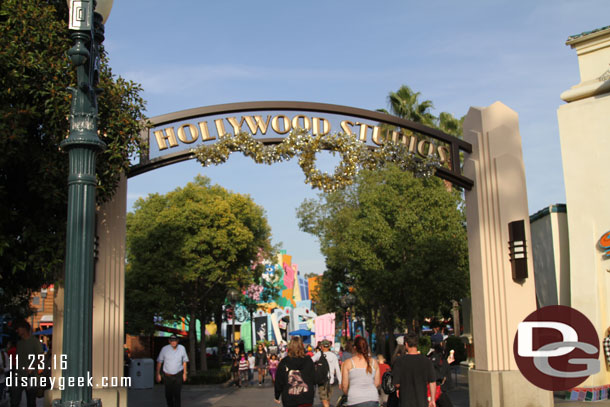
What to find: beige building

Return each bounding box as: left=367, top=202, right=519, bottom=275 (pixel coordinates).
left=557, top=25, right=610, bottom=394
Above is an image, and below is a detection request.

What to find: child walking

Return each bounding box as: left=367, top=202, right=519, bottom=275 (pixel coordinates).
left=268, top=353, right=279, bottom=384
left=238, top=353, right=249, bottom=387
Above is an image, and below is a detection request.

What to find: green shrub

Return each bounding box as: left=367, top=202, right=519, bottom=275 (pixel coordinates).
left=418, top=334, right=431, bottom=356
left=186, top=365, right=231, bottom=385
left=445, top=335, right=467, bottom=364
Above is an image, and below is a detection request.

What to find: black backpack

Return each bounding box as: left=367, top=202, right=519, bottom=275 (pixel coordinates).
left=381, top=370, right=395, bottom=394
left=313, top=352, right=330, bottom=385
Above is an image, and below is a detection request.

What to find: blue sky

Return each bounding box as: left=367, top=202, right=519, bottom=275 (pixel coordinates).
left=103, top=1, right=609, bottom=276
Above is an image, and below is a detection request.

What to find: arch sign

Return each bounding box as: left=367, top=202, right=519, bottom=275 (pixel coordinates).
left=129, top=101, right=473, bottom=190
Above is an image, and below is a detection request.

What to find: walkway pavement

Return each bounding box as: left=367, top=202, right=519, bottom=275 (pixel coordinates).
left=125, top=367, right=610, bottom=407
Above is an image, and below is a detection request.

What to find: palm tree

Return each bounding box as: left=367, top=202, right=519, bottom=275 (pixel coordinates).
left=437, top=112, right=464, bottom=139
left=379, top=85, right=436, bottom=126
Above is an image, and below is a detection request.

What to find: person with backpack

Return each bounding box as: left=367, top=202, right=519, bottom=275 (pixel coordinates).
left=274, top=336, right=315, bottom=407
left=312, top=339, right=341, bottom=407
left=340, top=336, right=380, bottom=407
left=427, top=343, right=453, bottom=407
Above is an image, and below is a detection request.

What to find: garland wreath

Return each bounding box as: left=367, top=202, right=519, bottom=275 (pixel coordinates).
left=192, top=128, right=439, bottom=192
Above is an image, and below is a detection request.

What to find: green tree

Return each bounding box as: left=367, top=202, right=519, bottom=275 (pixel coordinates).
left=0, top=0, right=147, bottom=316
left=125, top=176, right=273, bottom=372
left=377, top=85, right=464, bottom=141
left=378, top=85, right=436, bottom=126
left=297, top=166, right=469, bottom=353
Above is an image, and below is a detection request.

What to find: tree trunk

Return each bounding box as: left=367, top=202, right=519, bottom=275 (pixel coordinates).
left=188, top=312, right=197, bottom=374
left=199, top=316, right=208, bottom=371
left=214, top=306, right=224, bottom=366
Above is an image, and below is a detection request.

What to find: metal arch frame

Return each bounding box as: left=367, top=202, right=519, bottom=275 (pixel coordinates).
left=129, top=101, right=474, bottom=189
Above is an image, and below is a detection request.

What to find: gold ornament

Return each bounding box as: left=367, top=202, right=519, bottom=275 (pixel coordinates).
left=192, top=129, right=438, bottom=192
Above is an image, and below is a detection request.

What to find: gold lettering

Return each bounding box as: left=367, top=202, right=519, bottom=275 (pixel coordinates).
left=153, top=128, right=179, bottom=151
left=215, top=119, right=229, bottom=138
left=438, top=145, right=449, bottom=166
left=417, top=139, right=435, bottom=157
left=408, top=134, right=417, bottom=152
left=390, top=130, right=408, bottom=145
left=341, top=120, right=355, bottom=135
left=271, top=115, right=291, bottom=134
left=198, top=121, right=215, bottom=142
left=243, top=116, right=272, bottom=135
left=177, top=124, right=199, bottom=144
left=313, top=118, right=331, bottom=136
left=355, top=122, right=371, bottom=142
left=371, top=126, right=383, bottom=145
left=226, top=117, right=246, bottom=134
left=292, top=115, right=311, bottom=131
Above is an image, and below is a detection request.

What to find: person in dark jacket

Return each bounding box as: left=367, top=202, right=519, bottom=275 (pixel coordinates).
left=274, top=336, right=315, bottom=407
left=255, top=343, right=268, bottom=386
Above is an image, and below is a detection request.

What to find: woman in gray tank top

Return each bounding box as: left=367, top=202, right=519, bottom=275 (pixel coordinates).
left=340, top=336, right=380, bottom=407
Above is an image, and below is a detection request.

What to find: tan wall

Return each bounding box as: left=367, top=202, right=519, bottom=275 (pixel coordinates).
left=558, top=91, right=610, bottom=387
left=557, top=27, right=610, bottom=387
left=463, top=102, right=553, bottom=406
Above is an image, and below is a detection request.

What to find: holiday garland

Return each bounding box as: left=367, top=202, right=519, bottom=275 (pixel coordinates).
left=192, top=128, right=439, bottom=192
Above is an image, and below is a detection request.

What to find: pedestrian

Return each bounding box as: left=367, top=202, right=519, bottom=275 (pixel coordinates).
left=255, top=343, right=268, bottom=386
left=427, top=343, right=453, bottom=407
left=268, top=339, right=279, bottom=356
left=340, top=336, right=380, bottom=407
left=230, top=346, right=242, bottom=387
left=341, top=339, right=354, bottom=363
left=239, top=353, right=250, bottom=386
left=391, top=336, right=406, bottom=365
left=155, top=334, right=189, bottom=407
left=377, top=354, right=390, bottom=407
left=0, top=342, right=10, bottom=405
left=10, top=320, right=43, bottom=407
left=274, top=336, right=315, bottom=407
left=392, top=332, right=437, bottom=407
left=268, top=353, right=279, bottom=383
left=430, top=324, right=443, bottom=347
left=247, top=351, right=255, bottom=385
left=312, top=339, right=341, bottom=407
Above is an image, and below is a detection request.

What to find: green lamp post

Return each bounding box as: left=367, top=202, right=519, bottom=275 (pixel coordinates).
left=54, top=1, right=113, bottom=406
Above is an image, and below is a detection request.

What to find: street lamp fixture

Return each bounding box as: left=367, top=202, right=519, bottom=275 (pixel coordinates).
left=340, top=292, right=356, bottom=339
left=227, top=288, right=240, bottom=347
left=55, top=1, right=113, bottom=406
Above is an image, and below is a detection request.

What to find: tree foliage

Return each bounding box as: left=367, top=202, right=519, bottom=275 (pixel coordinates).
left=125, top=176, right=273, bottom=337
left=297, top=166, right=469, bottom=336
left=378, top=85, right=464, bottom=138
left=0, top=0, right=147, bottom=316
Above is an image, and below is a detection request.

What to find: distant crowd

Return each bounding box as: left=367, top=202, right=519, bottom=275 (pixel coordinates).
left=221, top=329, right=456, bottom=407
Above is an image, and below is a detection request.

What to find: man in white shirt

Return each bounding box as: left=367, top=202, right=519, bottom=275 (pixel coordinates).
left=156, top=334, right=189, bottom=407
left=312, top=339, right=342, bottom=407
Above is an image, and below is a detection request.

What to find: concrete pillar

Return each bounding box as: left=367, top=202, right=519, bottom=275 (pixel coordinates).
left=463, top=102, right=553, bottom=406
left=557, top=26, right=610, bottom=390
left=46, top=175, right=128, bottom=407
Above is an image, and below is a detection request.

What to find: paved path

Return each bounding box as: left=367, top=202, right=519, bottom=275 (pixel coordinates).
left=125, top=367, right=610, bottom=407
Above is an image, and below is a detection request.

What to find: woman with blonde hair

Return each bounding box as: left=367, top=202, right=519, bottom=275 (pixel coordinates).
left=274, top=336, right=315, bottom=407
left=341, top=336, right=380, bottom=407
